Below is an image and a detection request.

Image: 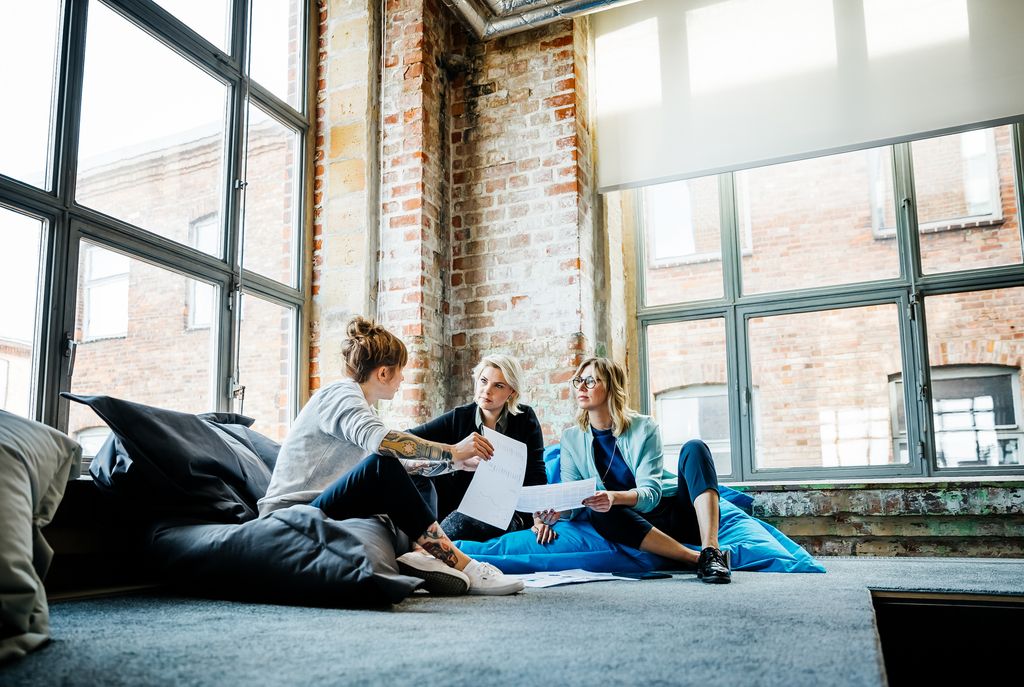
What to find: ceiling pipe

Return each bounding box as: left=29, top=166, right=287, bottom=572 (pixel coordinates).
left=440, top=0, right=635, bottom=40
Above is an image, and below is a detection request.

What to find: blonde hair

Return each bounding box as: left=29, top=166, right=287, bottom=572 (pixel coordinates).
left=472, top=354, right=526, bottom=416
left=342, top=316, right=408, bottom=383
left=573, top=356, right=637, bottom=435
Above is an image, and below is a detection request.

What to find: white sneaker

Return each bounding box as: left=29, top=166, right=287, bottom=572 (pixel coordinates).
left=397, top=551, right=470, bottom=596
left=462, top=560, right=524, bottom=596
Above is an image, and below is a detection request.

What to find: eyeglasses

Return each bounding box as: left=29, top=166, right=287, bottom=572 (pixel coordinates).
left=571, top=376, right=598, bottom=390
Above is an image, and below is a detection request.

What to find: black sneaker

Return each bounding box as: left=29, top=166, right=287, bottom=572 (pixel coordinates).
left=696, top=547, right=731, bottom=584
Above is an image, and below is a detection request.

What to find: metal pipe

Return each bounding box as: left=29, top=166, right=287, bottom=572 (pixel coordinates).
left=442, top=0, right=633, bottom=40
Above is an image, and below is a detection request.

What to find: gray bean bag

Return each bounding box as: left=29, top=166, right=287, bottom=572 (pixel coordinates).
left=62, top=394, right=420, bottom=606
left=0, top=411, right=81, bottom=663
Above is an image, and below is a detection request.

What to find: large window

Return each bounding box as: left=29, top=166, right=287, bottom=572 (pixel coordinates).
left=0, top=1, right=309, bottom=464
left=635, top=120, right=1024, bottom=481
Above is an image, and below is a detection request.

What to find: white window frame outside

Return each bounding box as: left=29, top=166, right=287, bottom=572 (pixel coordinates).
left=655, top=384, right=736, bottom=476
left=187, top=215, right=219, bottom=330
left=889, top=365, right=1023, bottom=468
left=642, top=179, right=753, bottom=268
left=871, top=127, right=1003, bottom=238
left=82, top=244, right=129, bottom=341
left=75, top=425, right=111, bottom=461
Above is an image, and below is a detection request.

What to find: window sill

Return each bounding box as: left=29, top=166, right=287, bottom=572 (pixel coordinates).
left=873, top=215, right=1005, bottom=240
left=727, top=474, right=1024, bottom=491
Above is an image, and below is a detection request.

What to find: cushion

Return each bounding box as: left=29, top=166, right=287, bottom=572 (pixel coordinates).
left=62, top=393, right=275, bottom=523
left=457, top=444, right=825, bottom=574
left=0, top=410, right=81, bottom=663
left=147, top=507, right=420, bottom=607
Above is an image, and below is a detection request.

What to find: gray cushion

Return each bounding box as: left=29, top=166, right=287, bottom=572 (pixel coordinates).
left=62, top=393, right=273, bottom=523
left=148, top=507, right=420, bottom=606
left=0, top=410, right=80, bottom=663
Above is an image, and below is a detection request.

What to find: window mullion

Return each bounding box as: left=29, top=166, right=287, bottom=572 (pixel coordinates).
left=893, top=140, right=933, bottom=477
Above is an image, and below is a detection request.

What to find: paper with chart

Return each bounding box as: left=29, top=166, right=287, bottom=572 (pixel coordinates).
left=515, top=477, right=597, bottom=513
left=455, top=426, right=527, bottom=529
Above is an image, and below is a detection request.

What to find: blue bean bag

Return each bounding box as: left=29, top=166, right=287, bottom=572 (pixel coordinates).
left=456, top=446, right=825, bottom=574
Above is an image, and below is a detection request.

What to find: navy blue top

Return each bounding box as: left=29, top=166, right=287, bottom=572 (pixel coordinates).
left=592, top=428, right=636, bottom=492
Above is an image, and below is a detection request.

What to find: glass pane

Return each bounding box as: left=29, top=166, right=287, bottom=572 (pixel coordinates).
left=0, top=207, right=45, bottom=417
left=924, top=288, right=1024, bottom=469
left=237, top=294, right=295, bottom=442
left=642, top=177, right=724, bottom=305
left=249, top=0, right=303, bottom=108
left=154, top=0, right=231, bottom=52
left=77, top=2, right=227, bottom=254
left=749, top=304, right=906, bottom=469
left=242, top=103, right=300, bottom=285
left=0, top=0, right=62, bottom=188
left=647, top=318, right=732, bottom=475
left=914, top=126, right=1022, bottom=274
left=69, top=242, right=219, bottom=465
left=737, top=147, right=899, bottom=294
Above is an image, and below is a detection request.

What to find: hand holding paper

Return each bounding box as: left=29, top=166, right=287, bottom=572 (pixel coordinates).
left=515, top=478, right=597, bottom=513
left=455, top=427, right=527, bottom=530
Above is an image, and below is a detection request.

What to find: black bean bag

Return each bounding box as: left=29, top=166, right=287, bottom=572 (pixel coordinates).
left=61, top=394, right=420, bottom=606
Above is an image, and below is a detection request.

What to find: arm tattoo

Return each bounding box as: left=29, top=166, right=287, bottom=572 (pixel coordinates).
left=379, top=431, right=455, bottom=475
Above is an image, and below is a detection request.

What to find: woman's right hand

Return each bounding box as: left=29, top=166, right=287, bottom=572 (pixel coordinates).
left=450, top=432, right=494, bottom=464
left=532, top=516, right=558, bottom=545
left=534, top=509, right=560, bottom=526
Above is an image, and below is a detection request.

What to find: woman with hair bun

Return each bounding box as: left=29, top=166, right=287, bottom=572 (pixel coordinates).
left=259, top=316, right=523, bottom=596
left=404, top=354, right=549, bottom=543
left=536, top=356, right=731, bottom=584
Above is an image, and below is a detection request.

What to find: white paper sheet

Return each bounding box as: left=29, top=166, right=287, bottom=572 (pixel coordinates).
left=455, top=427, right=527, bottom=530
left=507, top=569, right=638, bottom=588
left=514, top=478, right=597, bottom=513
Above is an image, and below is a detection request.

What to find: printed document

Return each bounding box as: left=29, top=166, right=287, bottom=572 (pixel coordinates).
left=508, top=569, right=638, bottom=588
left=515, top=478, right=597, bottom=513
left=456, top=426, right=527, bottom=530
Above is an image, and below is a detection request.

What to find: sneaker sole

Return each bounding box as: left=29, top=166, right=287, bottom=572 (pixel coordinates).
left=397, top=562, right=470, bottom=596
left=467, top=582, right=525, bottom=596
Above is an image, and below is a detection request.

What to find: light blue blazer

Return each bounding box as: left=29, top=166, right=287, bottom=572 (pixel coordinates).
left=559, top=414, right=678, bottom=519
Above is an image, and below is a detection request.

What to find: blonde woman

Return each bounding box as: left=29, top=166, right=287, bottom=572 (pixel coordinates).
left=406, top=354, right=548, bottom=542
left=537, top=357, right=731, bottom=583
left=259, top=317, right=523, bottom=596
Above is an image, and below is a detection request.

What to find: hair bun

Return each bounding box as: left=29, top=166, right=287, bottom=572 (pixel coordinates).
left=346, top=315, right=374, bottom=339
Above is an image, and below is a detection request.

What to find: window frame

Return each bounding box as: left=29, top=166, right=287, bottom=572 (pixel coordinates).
left=0, top=0, right=310, bottom=440
left=636, top=118, right=1024, bottom=483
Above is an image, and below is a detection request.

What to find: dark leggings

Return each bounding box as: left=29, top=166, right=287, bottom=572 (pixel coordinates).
left=587, top=439, right=719, bottom=549
left=310, top=454, right=437, bottom=541
left=409, top=475, right=530, bottom=542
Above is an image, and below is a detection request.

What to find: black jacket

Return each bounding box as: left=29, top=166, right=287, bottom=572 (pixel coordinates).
left=408, top=402, right=548, bottom=522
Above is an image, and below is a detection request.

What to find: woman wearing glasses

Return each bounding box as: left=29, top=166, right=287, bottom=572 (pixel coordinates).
left=535, top=356, right=731, bottom=583
left=405, top=354, right=549, bottom=542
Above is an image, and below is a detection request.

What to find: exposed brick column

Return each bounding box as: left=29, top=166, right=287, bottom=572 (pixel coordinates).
left=376, top=0, right=455, bottom=426
left=448, top=19, right=601, bottom=442
left=311, top=0, right=381, bottom=392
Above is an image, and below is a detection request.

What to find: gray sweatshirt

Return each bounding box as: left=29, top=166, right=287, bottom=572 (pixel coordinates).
left=258, top=378, right=388, bottom=516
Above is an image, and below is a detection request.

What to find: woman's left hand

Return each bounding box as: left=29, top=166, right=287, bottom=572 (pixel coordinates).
left=582, top=490, right=615, bottom=512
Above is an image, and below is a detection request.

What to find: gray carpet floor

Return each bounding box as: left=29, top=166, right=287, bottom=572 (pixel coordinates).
left=3, top=557, right=1023, bottom=686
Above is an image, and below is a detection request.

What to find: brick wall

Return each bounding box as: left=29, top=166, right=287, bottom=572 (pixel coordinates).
left=445, top=19, right=598, bottom=440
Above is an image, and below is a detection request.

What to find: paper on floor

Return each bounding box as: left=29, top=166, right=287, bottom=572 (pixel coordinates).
left=507, top=569, right=638, bottom=588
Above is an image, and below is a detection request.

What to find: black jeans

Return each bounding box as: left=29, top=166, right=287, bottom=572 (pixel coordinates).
left=587, top=439, right=719, bottom=549
left=310, top=454, right=436, bottom=541
left=409, top=475, right=530, bottom=542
